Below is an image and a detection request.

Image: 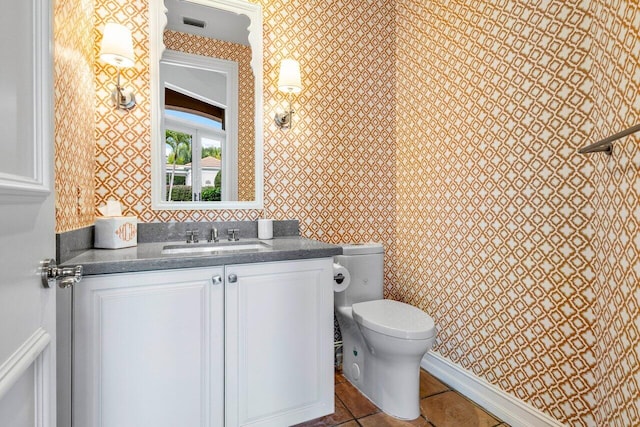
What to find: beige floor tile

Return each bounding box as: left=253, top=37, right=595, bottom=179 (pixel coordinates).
left=419, top=370, right=449, bottom=398
left=336, top=421, right=360, bottom=427
left=292, top=396, right=354, bottom=427
left=420, top=391, right=499, bottom=427
left=358, top=411, right=430, bottom=427
left=336, top=381, right=379, bottom=418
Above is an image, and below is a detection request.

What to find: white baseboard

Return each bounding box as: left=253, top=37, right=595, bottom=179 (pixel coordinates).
left=421, top=352, right=566, bottom=427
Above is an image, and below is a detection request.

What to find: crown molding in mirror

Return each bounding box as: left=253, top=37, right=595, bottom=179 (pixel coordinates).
left=149, top=0, right=263, bottom=210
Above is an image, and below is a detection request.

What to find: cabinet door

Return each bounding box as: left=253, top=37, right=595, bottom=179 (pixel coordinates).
left=73, top=267, right=224, bottom=427
left=225, top=258, right=334, bottom=427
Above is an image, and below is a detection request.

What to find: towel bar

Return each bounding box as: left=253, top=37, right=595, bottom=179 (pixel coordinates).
left=578, top=123, right=640, bottom=155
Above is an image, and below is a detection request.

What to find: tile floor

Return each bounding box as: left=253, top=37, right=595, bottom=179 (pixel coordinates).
left=294, top=369, right=509, bottom=427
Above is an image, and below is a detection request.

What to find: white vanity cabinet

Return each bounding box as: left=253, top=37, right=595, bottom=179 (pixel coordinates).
left=73, top=267, right=225, bottom=427
left=72, top=258, right=334, bottom=427
left=225, top=258, right=334, bottom=426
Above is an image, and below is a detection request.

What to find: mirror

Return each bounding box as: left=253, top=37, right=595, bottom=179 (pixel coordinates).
left=150, top=0, right=263, bottom=210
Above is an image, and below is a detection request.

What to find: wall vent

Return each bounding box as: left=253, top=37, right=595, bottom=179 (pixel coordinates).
left=183, top=17, right=206, bottom=28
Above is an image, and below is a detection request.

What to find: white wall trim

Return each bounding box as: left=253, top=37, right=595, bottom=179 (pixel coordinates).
left=421, top=351, right=567, bottom=427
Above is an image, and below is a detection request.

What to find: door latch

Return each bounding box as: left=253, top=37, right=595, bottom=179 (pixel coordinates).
left=40, top=259, right=83, bottom=289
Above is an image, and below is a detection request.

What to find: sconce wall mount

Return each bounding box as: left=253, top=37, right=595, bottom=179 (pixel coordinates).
left=100, top=22, right=136, bottom=110
left=274, top=59, right=302, bottom=129
left=274, top=103, right=294, bottom=129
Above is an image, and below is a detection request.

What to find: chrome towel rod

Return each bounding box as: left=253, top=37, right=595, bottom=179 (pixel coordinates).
left=578, top=123, right=640, bottom=155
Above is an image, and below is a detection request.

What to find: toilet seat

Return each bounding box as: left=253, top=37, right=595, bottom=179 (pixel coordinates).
left=352, top=300, right=435, bottom=340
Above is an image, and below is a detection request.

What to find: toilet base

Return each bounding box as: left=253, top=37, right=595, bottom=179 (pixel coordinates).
left=361, top=350, right=423, bottom=420
left=340, top=342, right=425, bottom=420
left=336, top=309, right=433, bottom=420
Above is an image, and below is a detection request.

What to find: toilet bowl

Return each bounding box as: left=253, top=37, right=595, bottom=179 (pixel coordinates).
left=334, top=244, right=436, bottom=420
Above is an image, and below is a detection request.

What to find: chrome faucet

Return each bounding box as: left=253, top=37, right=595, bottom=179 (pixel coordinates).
left=227, top=228, right=240, bottom=241
left=186, top=230, right=199, bottom=244
left=208, top=228, right=219, bottom=243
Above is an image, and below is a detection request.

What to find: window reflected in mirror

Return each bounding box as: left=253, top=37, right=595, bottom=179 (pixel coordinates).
left=160, top=51, right=239, bottom=202
left=164, top=106, right=226, bottom=202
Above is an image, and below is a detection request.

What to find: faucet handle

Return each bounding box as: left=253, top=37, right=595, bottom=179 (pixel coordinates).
left=227, top=228, right=240, bottom=241
left=186, top=229, right=199, bottom=243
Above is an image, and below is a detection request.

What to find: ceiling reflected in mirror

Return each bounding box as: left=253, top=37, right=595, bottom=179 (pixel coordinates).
left=164, top=0, right=250, bottom=46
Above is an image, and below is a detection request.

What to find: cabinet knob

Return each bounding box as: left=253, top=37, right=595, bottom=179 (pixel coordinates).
left=227, top=273, right=238, bottom=283
left=212, top=275, right=222, bottom=285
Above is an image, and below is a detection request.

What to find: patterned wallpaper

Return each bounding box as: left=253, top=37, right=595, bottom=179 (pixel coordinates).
left=93, top=0, right=158, bottom=221
left=584, top=2, right=640, bottom=425
left=163, top=30, right=255, bottom=201
left=53, top=0, right=96, bottom=233
left=91, top=0, right=397, bottom=263
left=394, top=0, right=639, bottom=425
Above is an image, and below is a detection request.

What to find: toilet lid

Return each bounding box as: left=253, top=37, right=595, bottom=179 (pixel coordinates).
left=352, top=300, right=435, bottom=340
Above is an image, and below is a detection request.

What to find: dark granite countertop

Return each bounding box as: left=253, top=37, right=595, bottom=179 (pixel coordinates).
left=60, top=237, right=342, bottom=276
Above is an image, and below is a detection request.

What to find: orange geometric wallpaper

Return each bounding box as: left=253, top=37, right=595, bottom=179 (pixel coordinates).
left=90, top=0, right=397, bottom=262
left=53, top=0, right=96, bottom=233
left=584, top=2, right=640, bottom=425
left=395, top=0, right=639, bottom=425
left=163, top=30, right=255, bottom=201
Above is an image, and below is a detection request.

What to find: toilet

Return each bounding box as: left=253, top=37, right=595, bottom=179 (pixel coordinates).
left=334, top=243, right=436, bottom=420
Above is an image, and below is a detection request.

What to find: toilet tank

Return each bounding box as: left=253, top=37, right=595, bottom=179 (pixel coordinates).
left=334, top=243, right=384, bottom=308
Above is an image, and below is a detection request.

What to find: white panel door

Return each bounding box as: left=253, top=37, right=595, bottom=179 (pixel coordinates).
left=73, top=267, right=225, bottom=427
left=225, top=258, right=334, bottom=427
left=0, top=0, right=55, bottom=426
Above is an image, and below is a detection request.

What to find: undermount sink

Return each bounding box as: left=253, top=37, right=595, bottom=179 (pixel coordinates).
left=161, top=241, right=270, bottom=255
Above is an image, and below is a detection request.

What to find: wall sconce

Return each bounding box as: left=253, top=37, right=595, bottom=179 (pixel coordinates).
left=100, top=23, right=136, bottom=110
left=274, top=59, right=302, bottom=129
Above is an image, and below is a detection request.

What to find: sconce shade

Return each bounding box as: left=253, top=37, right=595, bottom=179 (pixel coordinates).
left=100, top=23, right=135, bottom=68
left=277, top=59, right=302, bottom=94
